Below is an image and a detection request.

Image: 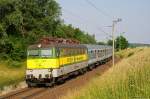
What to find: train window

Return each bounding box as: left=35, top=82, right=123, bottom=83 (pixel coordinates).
left=76, top=49, right=78, bottom=55
left=67, top=48, right=70, bottom=56
left=73, top=48, right=76, bottom=55
left=77, top=49, right=79, bottom=55
left=66, top=48, right=69, bottom=56
left=66, top=48, right=68, bottom=56
left=79, top=49, right=81, bottom=54
left=88, top=50, right=91, bottom=54
left=81, top=49, right=83, bottom=54
left=28, top=50, right=39, bottom=56
left=65, top=48, right=69, bottom=56
left=60, top=48, right=64, bottom=57
left=80, top=49, right=82, bottom=54
left=28, top=49, right=53, bottom=57
left=74, top=48, right=77, bottom=55
left=78, top=49, right=80, bottom=54
left=56, top=48, right=60, bottom=57
left=70, top=48, right=73, bottom=55
left=76, top=48, right=78, bottom=55
left=41, top=49, right=53, bottom=57
left=78, top=49, right=81, bottom=55
left=61, top=48, right=63, bottom=56
left=70, top=48, right=72, bottom=56
left=85, top=49, right=87, bottom=54
left=74, top=49, right=76, bottom=55
left=83, top=49, right=85, bottom=54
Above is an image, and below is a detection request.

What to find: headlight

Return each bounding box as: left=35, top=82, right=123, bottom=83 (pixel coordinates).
left=26, top=75, right=30, bottom=79
left=39, top=74, right=42, bottom=79
left=29, top=69, right=33, bottom=72
left=31, top=74, right=33, bottom=78
left=48, top=69, right=52, bottom=72
left=45, top=74, right=49, bottom=78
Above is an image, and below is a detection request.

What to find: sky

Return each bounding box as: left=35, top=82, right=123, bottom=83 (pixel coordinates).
left=57, top=0, right=150, bottom=44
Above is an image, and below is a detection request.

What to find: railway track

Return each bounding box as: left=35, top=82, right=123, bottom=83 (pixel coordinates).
left=0, top=87, right=48, bottom=99
left=21, top=88, right=48, bottom=99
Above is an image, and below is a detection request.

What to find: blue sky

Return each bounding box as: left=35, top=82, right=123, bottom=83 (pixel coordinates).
left=57, top=0, right=150, bottom=44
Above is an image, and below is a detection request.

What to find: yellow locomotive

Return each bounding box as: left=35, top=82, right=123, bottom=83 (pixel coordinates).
left=26, top=38, right=88, bottom=87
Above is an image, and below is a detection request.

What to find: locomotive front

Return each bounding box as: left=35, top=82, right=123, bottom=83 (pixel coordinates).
left=26, top=44, right=58, bottom=86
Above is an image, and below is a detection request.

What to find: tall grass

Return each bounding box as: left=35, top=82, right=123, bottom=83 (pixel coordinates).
left=0, top=62, right=25, bottom=90
left=61, top=47, right=150, bottom=99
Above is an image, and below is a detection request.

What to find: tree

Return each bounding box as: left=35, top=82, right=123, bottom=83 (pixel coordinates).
left=0, top=0, right=61, bottom=37
left=107, top=39, right=113, bottom=46
left=97, top=41, right=105, bottom=45
left=56, top=24, right=96, bottom=44
left=115, top=35, right=129, bottom=51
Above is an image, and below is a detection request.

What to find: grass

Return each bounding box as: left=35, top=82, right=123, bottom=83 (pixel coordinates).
left=115, top=47, right=144, bottom=58
left=0, top=61, right=25, bottom=90
left=61, top=47, right=150, bottom=99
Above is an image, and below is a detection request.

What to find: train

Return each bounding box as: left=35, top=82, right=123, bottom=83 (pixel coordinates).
left=26, top=38, right=112, bottom=87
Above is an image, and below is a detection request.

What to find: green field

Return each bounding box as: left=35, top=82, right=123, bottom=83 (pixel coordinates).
left=0, top=62, right=25, bottom=90
left=62, top=47, right=150, bottom=99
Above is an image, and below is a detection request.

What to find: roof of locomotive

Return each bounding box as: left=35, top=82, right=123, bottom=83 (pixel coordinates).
left=28, top=43, right=86, bottom=50
left=28, top=37, right=86, bottom=50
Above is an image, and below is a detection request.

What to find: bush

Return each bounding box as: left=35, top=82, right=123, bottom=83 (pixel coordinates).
left=128, top=52, right=134, bottom=57
left=10, top=61, right=22, bottom=68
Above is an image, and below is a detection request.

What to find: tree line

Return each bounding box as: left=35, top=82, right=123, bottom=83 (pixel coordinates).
left=0, top=0, right=128, bottom=62
left=0, top=0, right=96, bottom=61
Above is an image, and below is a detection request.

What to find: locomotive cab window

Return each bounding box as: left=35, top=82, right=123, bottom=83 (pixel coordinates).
left=28, top=48, right=53, bottom=58
left=41, top=49, right=53, bottom=57
left=28, top=50, right=39, bottom=56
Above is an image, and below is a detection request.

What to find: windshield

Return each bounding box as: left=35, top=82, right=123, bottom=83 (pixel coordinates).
left=41, top=49, right=52, bottom=57
left=28, top=50, right=39, bottom=56
left=28, top=49, right=53, bottom=57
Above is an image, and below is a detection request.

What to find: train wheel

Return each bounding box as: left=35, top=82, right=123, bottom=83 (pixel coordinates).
left=27, top=84, right=31, bottom=88
left=79, top=69, right=84, bottom=75
left=45, top=83, right=53, bottom=87
left=83, top=68, right=87, bottom=73
left=55, top=76, right=66, bottom=85
left=88, top=66, right=93, bottom=71
left=27, top=83, right=36, bottom=88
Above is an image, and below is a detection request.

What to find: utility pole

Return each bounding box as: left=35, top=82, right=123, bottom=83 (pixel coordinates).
left=112, top=20, right=115, bottom=67
left=112, top=18, right=122, bottom=67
